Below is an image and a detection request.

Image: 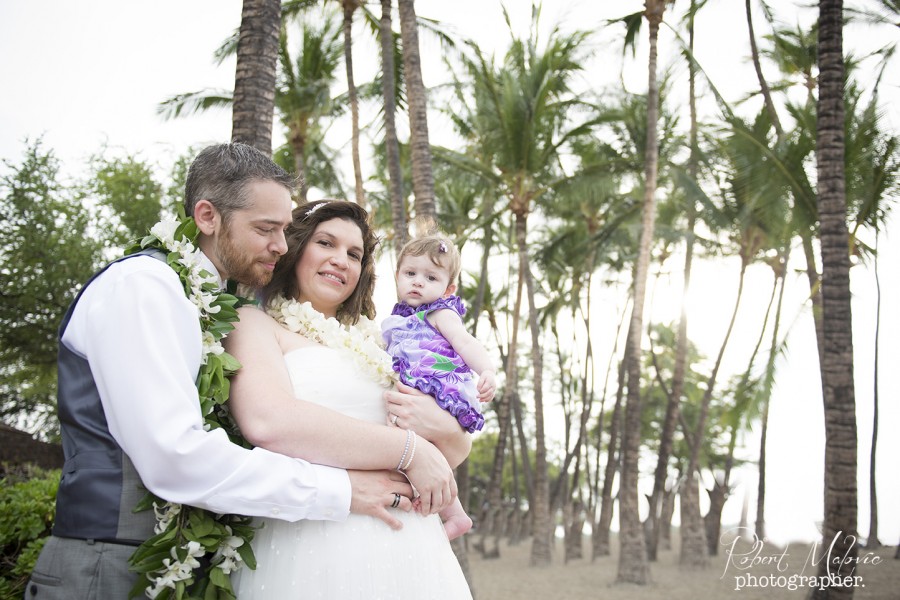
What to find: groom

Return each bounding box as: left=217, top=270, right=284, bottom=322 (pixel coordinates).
left=26, top=143, right=455, bottom=598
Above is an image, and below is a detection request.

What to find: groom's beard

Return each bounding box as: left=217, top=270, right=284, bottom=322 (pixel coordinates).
left=216, top=223, right=279, bottom=288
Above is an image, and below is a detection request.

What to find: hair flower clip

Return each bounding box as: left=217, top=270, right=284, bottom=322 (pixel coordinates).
left=304, top=202, right=329, bottom=218
left=438, top=241, right=448, bottom=253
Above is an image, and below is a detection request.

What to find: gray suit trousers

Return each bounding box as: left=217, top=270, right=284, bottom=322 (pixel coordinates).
left=25, top=536, right=138, bottom=599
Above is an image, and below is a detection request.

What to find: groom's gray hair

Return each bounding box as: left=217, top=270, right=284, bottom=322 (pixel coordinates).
left=184, top=142, right=296, bottom=220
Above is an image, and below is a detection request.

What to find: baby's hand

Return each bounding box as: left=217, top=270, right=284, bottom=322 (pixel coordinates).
left=477, top=370, right=497, bottom=402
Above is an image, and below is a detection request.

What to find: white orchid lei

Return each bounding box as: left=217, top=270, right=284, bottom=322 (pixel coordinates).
left=124, top=214, right=256, bottom=600
left=266, top=295, right=398, bottom=388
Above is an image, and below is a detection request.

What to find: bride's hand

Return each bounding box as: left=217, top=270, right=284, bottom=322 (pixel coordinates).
left=385, top=383, right=472, bottom=468
left=402, top=437, right=457, bottom=515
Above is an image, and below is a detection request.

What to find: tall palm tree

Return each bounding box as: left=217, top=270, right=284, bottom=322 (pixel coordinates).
left=379, top=0, right=408, bottom=252
left=158, top=9, right=346, bottom=200
left=339, top=0, right=367, bottom=205
left=232, top=0, right=282, bottom=153
left=645, top=0, right=706, bottom=562
left=276, top=13, right=344, bottom=201
left=867, top=230, right=881, bottom=548
left=813, top=1, right=858, bottom=597
left=436, top=10, right=604, bottom=567
left=617, top=0, right=670, bottom=584
left=754, top=248, right=789, bottom=542
left=398, top=0, right=436, bottom=221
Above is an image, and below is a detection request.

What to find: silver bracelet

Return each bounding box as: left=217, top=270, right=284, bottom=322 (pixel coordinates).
left=396, top=429, right=412, bottom=471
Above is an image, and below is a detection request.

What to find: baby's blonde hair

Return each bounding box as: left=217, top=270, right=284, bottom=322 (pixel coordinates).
left=397, top=231, right=462, bottom=285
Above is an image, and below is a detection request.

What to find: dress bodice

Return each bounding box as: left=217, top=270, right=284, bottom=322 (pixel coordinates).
left=232, top=346, right=472, bottom=599
left=283, top=346, right=387, bottom=425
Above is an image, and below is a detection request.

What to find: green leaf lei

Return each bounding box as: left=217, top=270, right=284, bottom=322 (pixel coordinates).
left=123, top=213, right=257, bottom=600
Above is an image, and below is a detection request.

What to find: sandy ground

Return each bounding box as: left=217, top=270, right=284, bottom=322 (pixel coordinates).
left=467, top=534, right=899, bottom=600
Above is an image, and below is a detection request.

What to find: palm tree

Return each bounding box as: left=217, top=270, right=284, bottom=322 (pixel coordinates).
left=753, top=247, right=789, bottom=543
left=764, top=20, right=826, bottom=363
left=378, top=0, right=408, bottom=252
left=338, top=0, right=367, bottom=205
left=398, top=0, right=436, bottom=221
left=867, top=230, right=881, bottom=548
left=645, top=0, right=705, bottom=562
left=617, top=0, right=670, bottom=584
left=276, top=13, right=344, bottom=201
left=812, top=1, right=858, bottom=597
left=158, top=9, right=346, bottom=200
left=536, top=170, right=636, bottom=555
left=436, top=10, right=605, bottom=566
left=745, top=0, right=784, bottom=138
left=232, top=0, right=282, bottom=153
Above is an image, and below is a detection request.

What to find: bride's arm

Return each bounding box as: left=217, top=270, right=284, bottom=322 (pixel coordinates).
left=225, top=306, right=455, bottom=513
left=384, top=383, right=473, bottom=468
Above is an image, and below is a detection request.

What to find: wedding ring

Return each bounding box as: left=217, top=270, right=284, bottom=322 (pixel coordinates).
left=390, top=414, right=399, bottom=426
left=391, top=493, right=401, bottom=508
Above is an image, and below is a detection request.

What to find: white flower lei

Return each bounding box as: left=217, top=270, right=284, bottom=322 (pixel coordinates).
left=266, top=295, right=398, bottom=388
left=126, top=214, right=254, bottom=600
left=149, top=216, right=224, bottom=361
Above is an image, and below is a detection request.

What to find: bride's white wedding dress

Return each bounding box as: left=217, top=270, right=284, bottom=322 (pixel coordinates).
left=232, top=346, right=472, bottom=599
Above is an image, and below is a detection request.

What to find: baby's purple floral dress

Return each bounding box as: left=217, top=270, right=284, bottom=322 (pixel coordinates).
left=381, top=296, right=484, bottom=433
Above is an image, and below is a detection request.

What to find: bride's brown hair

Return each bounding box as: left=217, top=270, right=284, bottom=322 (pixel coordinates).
left=262, top=200, right=379, bottom=324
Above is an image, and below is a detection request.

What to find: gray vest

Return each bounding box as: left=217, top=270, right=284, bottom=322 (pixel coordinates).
left=52, top=251, right=164, bottom=544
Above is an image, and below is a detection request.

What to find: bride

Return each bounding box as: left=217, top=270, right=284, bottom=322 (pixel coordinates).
left=225, top=200, right=473, bottom=598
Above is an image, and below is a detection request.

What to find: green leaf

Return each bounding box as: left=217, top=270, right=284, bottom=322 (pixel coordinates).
left=236, top=541, right=257, bottom=570
left=129, top=548, right=175, bottom=572
left=187, top=510, right=216, bottom=538
left=208, top=567, right=231, bottom=589
left=430, top=354, right=459, bottom=372
left=132, top=491, right=161, bottom=513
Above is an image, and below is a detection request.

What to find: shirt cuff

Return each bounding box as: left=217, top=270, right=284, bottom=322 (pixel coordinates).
left=304, top=463, right=351, bottom=522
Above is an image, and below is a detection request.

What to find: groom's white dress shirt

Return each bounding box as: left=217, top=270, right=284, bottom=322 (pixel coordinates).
left=61, top=252, right=350, bottom=522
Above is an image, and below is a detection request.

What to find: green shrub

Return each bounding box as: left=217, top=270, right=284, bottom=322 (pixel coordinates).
left=0, top=466, right=59, bottom=600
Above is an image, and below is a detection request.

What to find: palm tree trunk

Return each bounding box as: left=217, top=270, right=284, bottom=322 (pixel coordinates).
left=867, top=230, right=881, bottom=548
left=756, top=258, right=788, bottom=541
left=508, top=413, right=523, bottom=543
left=512, top=389, right=535, bottom=505
left=232, top=0, right=281, bottom=154
left=813, top=3, right=858, bottom=598
left=481, top=259, right=523, bottom=542
left=469, top=199, right=495, bottom=328
left=341, top=0, right=366, bottom=206
left=659, top=479, right=677, bottom=551
left=745, top=0, right=784, bottom=138
left=646, top=1, right=698, bottom=563
left=645, top=164, right=693, bottom=560
left=590, top=295, right=628, bottom=561
left=616, top=0, right=666, bottom=585
left=593, top=355, right=625, bottom=560
left=397, top=0, right=436, bottom=220
left=802, top=234, right=826, bottom=366
left=680, top=260, right=749, bottom=568
left=378, top=0, right=407, bottom=253
left=550, top=298, right=595, bottom=513
left=287, top=129, right=309, bottom=202
left=703, top=473, right=729, bottom=555
left=515, top=212, right=551, bottom=567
